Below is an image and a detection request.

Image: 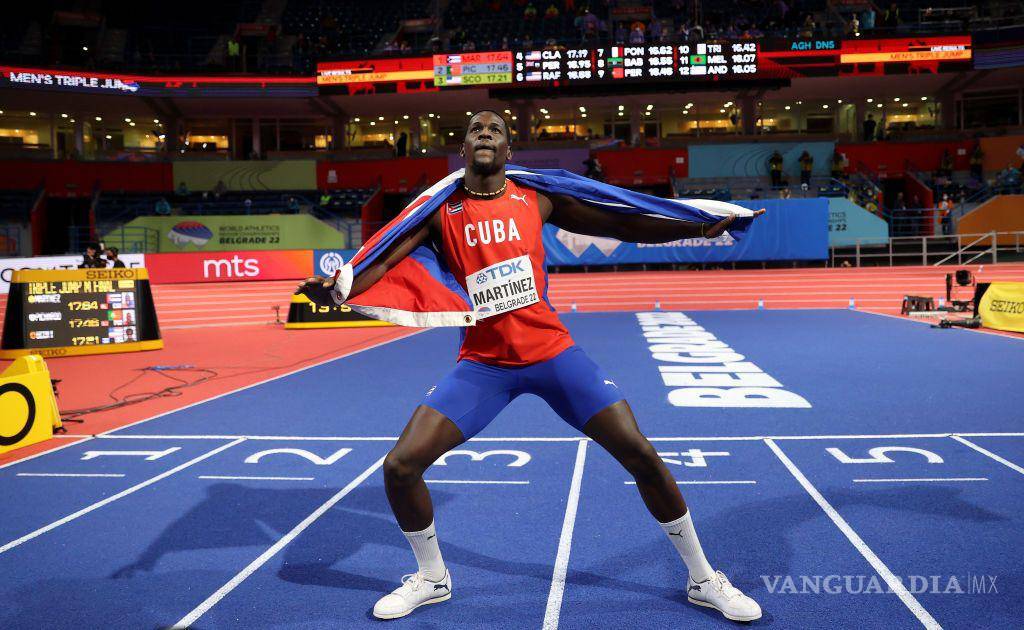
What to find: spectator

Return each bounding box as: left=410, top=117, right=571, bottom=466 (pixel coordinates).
left=831, top=150, right=846, bottom=180
left=79, top=243, right=105, bottom=269
left=287, top=197, right=300, bottom=212
left=614, top=22, right=628, bottom=44
left=649, top=19, right=663, bottom=42
left=227, top=36, right=241, bottom=71
left=848, top=14, right=860, bottom=36
left=799, top=14, right=815, bottom=38
left=894, top=191, right=907, bottom=210
left=213, top=179, right=227, bottom=199
left=970, top=144, right=984, bottom=180
left=861, top=6, right=876, bottom=31
left=319, top=190, right=332, bottom=207
left=396, top=131, right=408, bottom=157
left=104, top=247, right=126, bottom=268
left=779, top=187, right=792, bottom=199
left=629, top=23, right=645, bottom=44
left=862, top=113, right=877, bottom=142
left=155, top=197, right=172, bottom=215
left=997, top=163, right=1022, bottom=192
left=244, top=198, right=253, bottom=214
left=524, top=3, right=537, bottom=19
left=882, top=3, right=900, bottom=27
left=938, top=193, right=953, bottom=235
left=939, top=149, right=953, bottom=179
left=794, top=150, right=811, bottom=186
left=176, top=181, right=189, bottom=197
left=768, top=150, right=784, bottom=187
left=1017, top=142, right=1024, bottom=170
left=544, top=3, right=559, bottom=19
left=582, top=157, right=605, bottom=182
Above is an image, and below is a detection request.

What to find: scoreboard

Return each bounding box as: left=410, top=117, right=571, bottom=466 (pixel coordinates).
left=513, top=42, right=758, bottom=85
left=433, top=52, right=513, bottom=86
left=1, top=268, right=162, bottom=358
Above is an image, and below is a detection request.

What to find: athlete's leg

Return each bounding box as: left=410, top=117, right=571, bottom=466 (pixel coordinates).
left=383, top=405, right=465, bottom=532
left=581, top=400, right=686, bottom=523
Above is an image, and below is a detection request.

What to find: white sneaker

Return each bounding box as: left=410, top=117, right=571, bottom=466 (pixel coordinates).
left=687, top=570, right=762, bottom=622
left=372, top=570, right=452, bottom=620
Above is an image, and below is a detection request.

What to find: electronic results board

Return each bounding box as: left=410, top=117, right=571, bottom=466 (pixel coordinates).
left=513, top=42, right=759, bottom=85
left=433, top=52, right=513, bottom=86
left=0, top=268, right=162, bottom=358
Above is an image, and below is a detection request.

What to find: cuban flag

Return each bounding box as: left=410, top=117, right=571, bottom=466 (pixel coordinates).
left=333, top=166, right=754, bottom=327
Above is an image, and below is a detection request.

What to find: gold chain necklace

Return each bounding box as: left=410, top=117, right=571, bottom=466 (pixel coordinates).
left=463, top=179, right=507, bottom=198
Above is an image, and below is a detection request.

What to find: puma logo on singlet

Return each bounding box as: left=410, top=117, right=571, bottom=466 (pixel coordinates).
left=510, top=193, right=528, bottom=206
left=604, top=379, right=616, bottom=386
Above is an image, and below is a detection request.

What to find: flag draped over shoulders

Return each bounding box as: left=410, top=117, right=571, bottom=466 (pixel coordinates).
left=331, top=165, right=755, bottom=328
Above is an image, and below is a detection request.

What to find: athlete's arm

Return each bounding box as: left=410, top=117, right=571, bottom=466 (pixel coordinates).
left=296, top=212, right=440, bottom=306
left=539, top=192, right=760, bottom=243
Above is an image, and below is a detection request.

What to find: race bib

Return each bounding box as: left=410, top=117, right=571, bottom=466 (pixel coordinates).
left=466, top=255, right=539, bottom=319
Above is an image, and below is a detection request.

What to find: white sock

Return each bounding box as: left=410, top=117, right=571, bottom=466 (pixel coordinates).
left=659, top=511, right=714, bottom=582
left=402, top=520, right=446, bottom=581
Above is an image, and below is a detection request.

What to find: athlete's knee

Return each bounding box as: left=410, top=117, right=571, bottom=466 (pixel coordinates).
left=619, top=441, right=667, bottom=484
left=383, top=449, right=425, bottom=486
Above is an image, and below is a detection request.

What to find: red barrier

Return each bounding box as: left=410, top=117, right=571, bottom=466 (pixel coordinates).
left=145, top=249, right=312, bottom=284
left=317, top=157, right=448, bottom=193
left=837, top=140, right=972, bottom=176
left=0, top=160, right=173, bottom=195
left=591, top=148, right=689, bottom=185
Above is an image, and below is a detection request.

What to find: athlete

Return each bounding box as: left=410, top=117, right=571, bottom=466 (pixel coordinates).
left=297, top=111, right=765, bottom=622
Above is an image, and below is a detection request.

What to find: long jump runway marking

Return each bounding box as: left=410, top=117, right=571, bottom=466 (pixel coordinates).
left=1, top=310, right=1022, bottom=628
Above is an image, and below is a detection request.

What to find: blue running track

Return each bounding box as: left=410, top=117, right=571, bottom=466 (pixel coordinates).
left=1, top=309, right=1022, bottom=628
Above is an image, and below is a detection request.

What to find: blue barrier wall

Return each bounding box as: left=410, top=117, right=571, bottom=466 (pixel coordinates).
left=542, top=198, right=829, bottom=265
left=689, top=141, right=836, bottom=178
left=827, top=198, right=889, bottom=246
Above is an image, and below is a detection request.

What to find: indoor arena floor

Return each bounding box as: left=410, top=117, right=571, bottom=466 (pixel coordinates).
left=1, top=307, right=1022, bottom=629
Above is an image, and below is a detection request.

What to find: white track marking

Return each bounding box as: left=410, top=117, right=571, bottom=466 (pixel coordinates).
left=764, top=439, right=941, bottom=629
left=425, top=479, right=529, bottom=485
left=0, top=438, right=245, bottom=555
left=171, top=455, right=386, bottom=629
left=853, top=477, right=988, bottom=483
left=624, top=480, right=756, bottom=485
left=16, top=473, right=125, bottom=478
left=99, top=330, right=422, bottom=437
left=951, top=436, right=1024, bottom=476
left=542, top=439, right=589, bottom=630
left=0, top=436, right=93, bottom=470
left=198, top=475, right=315, bottom=481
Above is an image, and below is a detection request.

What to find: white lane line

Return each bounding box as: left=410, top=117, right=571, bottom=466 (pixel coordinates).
left=764, top=439, right=941, bottom=629
left=542, top=439, right=588, bottom=630
left=624, top=480, right=756, bottom=485
left=102, top=330, right=422, bottom=436
left=0, top=436, right=94, bottom=470
left=0, top=438, right=245, bottom=556
left=171, top=455, right=387, bottom=629
left=425, top=479, right=529, bottom=485
left=198, top=475, right=315, bottom=481
left=43, top=432, right=1024, bottom=443
left=951, top=436, right=1024, bottom=476
left=853, top=477, right=988, bottom=483
left=17, top=473, right=125, bottom=478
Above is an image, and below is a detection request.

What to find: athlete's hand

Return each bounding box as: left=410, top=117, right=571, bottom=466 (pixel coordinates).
left=295, top=275, right=337, bottom=307
left=704, top=208, right=765, bottom=239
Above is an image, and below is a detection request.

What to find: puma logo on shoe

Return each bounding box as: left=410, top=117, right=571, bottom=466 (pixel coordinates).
left=427, top=534, right=435, bottom=540
left=510, top=193, right=528, bottom=206
left=433, top=583, right=449, bottom=591
left=668, top=530, right=684, bottom=539
left=604, top=379, right=616, bottom=386
left=689, top=583, right=702, bottom=593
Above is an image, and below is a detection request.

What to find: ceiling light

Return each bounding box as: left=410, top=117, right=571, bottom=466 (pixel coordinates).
left=719, top=109, right=725, bottom=113
left=796, top=101, right=802, bottom=105
left=503, top=109, right=511, bottom=114
left=428, top=113, right=434, bottom=118
left=129, top=122, right=136, bottom=126
left=685, top=102, right=693, bottom=108
left=579, top=106, right=586, bottom=112
left=544, top=114, right=550, bottom=119
left=902, top=103, right=908, bottom=107
left=784, top=105, right=791, bottom=110
left=581, top=113, right=587, bottom=118
left=540, top=108, right=548, bottom=114
left=61, top=113, right=68, bottom=118
left=29, top=111, right=36, bottom=116
left=448, top=131, right=454, bottom=136
left=466, top=111, right=472, bottom=116
left=646, top=104, right=653, bottom=110
left=378, top=116, right=384, bottom=120
left=920, top=96, right=928, bottom=101
left=645, top=111, right=651, bottom=116
left=82, top=46, right=88, bottom=52
left=877, top=103, right=883, bottom=108
left=618, top=112, right=624, bottom=116
left=421, top=148, right=427, bottom=153
left=353, top=117, right=360, bottom=122
left=822, top=104, right=829, bottom=109
left=95, top=116, right=102, bottom=121
left=403, top=114, right=409, bottom=119
left=618, top=105, right=624, bottom=111
left=893, top=97, right=900, bottom=102
left=104, top=134, right=112, bottom=139
left=370, top=121, right=375, bottom=126
left=866, top=98, right=874, bottom=103
left=837, top=99, right=843, bottom=104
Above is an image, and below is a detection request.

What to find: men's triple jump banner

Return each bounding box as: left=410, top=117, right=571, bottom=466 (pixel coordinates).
left=976, top=282, right=1024, bottom=333
left=542, top=198, right=829, bottom=266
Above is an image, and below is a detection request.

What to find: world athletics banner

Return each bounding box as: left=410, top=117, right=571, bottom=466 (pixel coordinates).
left=541, top=198, right=829, bottom=265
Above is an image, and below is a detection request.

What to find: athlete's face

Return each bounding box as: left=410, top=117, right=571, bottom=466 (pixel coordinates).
left=462, top=112, right=511, bottom=176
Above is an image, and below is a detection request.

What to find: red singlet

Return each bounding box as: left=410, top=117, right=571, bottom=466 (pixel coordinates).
left=440, top=180, right=573, bottom=366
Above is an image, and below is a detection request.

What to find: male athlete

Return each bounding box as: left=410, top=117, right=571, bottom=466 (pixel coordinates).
left=298, top=111, right=764, bottom=622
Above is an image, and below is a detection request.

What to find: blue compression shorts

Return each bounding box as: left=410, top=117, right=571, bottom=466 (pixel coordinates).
left=421, top=345, right=625, bottom=439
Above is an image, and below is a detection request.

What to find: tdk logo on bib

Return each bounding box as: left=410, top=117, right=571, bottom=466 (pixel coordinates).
left=466, top=255, right=538, bottom=320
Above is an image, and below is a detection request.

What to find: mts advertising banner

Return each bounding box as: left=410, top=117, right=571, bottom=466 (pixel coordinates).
left=145, top=250, right=311, bottom=284
left=113, top=215, right=348, bottom=252
left=977, top=282, right=1024, bottom=333
left=0, top=253, right=146, bottom=294
left=542, top=198, right=828, bottom=265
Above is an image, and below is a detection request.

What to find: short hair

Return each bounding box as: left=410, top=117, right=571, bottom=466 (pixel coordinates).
left=467, top=110, right=511, bottom=143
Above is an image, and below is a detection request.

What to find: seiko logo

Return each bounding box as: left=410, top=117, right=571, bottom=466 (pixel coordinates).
left=464, top=218, right=521, bottom=247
